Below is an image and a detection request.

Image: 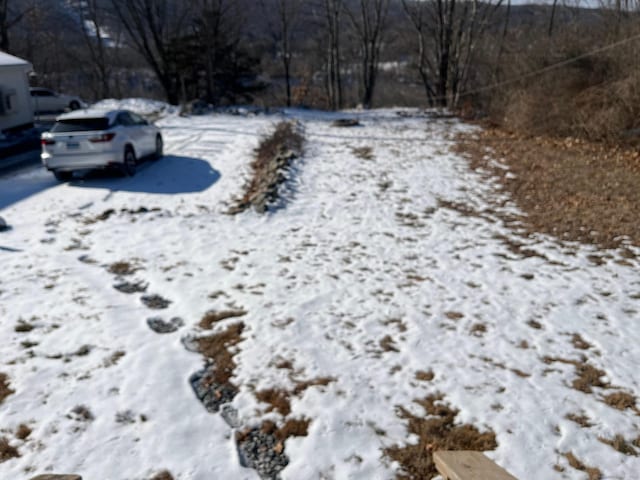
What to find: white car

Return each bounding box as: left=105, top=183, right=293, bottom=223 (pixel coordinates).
left=30, top=87, right=87, bottom=113
left=41, top=109, right=163, bottom=181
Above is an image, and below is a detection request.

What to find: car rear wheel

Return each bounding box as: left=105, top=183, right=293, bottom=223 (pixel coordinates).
left=69, top=101, right=80, bottom=110
left=154, top=135, right=163, bottom=159
left=122, top=147, right=137, bottom=177
left=53, top=170, right=73, bottom=182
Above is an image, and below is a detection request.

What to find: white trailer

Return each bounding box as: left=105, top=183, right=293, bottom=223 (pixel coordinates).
left=0, top=51, right=34, bottom=134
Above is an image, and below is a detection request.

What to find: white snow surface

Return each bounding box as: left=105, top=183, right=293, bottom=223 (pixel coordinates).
left=1, top=106, right=639, bottom=480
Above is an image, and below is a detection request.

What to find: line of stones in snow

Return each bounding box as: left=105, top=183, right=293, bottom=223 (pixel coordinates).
left=229, top=121, right=304, bottom=214
left=102, top=256, right=290, bottom=476
left=182, top=335, right=290, bottom=479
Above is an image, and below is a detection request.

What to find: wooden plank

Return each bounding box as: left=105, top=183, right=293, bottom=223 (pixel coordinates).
left=434, top=451, right=517, bottom=480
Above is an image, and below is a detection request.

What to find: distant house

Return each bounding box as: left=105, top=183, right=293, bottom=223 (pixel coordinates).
left=0, top=51, right=34, bottom=134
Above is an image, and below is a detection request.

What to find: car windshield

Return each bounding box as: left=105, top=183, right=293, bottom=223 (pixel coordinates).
left=51, top=118, right=110, bottom=133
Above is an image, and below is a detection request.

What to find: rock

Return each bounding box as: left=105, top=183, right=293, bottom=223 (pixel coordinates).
left=189, top=365, right=237, bottom=413
left=114, top=281, right=148, bottom=294
left=0, top=216, right=9, bottom=232
left=237, top=428, right=289, bottom=479
left=147, top=317, right=184, bottom=334
left=331, top=118, right=361, bottom=127
left=221, top=404, right=241, bottom=428
left=141, top=294, right=171, bottom=309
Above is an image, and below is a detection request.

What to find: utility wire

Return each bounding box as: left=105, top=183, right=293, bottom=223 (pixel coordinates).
left=449, top=30, right=640, bottom=100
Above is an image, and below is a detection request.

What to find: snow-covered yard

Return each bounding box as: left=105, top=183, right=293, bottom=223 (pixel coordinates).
left=0, top=108, right=639, bottom=480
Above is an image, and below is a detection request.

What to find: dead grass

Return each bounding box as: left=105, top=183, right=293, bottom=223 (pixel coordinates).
left=543, top=356, right=608, bottom=393
left=379, top=335, right=399, bottom=353
left=571, top=333, right=592, bottom=350
left=351, top=146, right=374, bottom=160
left=199, top=309, right=247, bottom=329
left=0, top=437, right=19, bottom=463
left=602, top=391, right=638, bottom=412
left=256, top=388, right=292, bottom=416
left=565, top=412, right=593, bottom=428
left=15, top=424, right=31, bottom=440
left=563, top=451, right=602, bottom=480
left=107, top=261, right=139, bottom=276
left=527, top=320, right=543, bottom=330
left=256, top=375, right=334, bottom=417
left=470, top=323, right=487, bottom=337
left=196, top=323, right=246, bottom=384
left=291, top=376, right=334, bottom=396
left=456, top=128, right=640, bottom=250
left=252, top=418, right=311, bottom=442
left=0, top=373, right=14, bottom=404
left=14, top=320, right=34, bottom=333
left=149, top=470, right=174, bottom=480
left=598, top=434, right=638, bottom=456
left=415, top=370, right=435, bottom=382
left=385, top=394, right=497, bottom=479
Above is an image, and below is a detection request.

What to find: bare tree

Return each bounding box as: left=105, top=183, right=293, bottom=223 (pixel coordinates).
left=400, top=0, right=436, bottom=104
left=110, top=0, right=192, bottom=104
left=260, top=0, right=302, bottom=107
left=548, top=0, right=559, bottom=36
left=196, top=0, right=245, bottom=103
left=343, top=0, right=390, bottom=108
left=323, top=0, right=343, bottom=109
left=0, top=0, right=33, bottom=52
left=401, top=0, right=503, bottom=108
left=70, top=0, right=122, bottom=98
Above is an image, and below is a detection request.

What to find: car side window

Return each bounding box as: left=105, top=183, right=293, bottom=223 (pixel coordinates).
left=116, top=112, right=134, bottom=126
left=129, top=112, right=148, bottom=125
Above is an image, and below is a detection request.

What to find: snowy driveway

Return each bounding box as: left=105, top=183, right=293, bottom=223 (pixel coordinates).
left=0, top=110, right=639, bottom=479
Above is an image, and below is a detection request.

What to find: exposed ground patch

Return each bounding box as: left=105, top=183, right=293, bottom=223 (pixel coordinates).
left=0, top=373, right=13, bottom=405
left=199, top=309, right=247, bottom=330
left=188, top=323, right=246, bottom=412
left=456, top=128, right=640, bottom=250
left=385, top=394, right=497, bottom=479
left=562, top=451, right=602, bottom=480
left=543, top=356, right=608, bottom=393
left=230, top=121, right=304, bottom=214
left=0, top=437, right=19, bottom=463
left=107, top=261, right=141, bottom=276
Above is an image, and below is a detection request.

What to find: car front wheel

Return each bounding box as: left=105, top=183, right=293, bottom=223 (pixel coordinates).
left=122, top=147, right=137, bottom=177
left=53, top=170, right=73, bottom=182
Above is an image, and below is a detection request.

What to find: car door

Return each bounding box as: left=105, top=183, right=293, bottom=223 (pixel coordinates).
left=116, top=112, right=144, bottom=155
left=129, top=112, right=156, bottom=156
left=38, top=89, right=60, bottom=112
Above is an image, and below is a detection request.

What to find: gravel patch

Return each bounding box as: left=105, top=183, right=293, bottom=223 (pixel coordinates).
left=189, top=365, right=238, bottom=413
left=236, top=428, right=288, bottom=480
left=114, top=281, right=148, bottom=294
left=140, top=294, right=172, bottom=309
left=147, top=317, right=184, bottom=334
